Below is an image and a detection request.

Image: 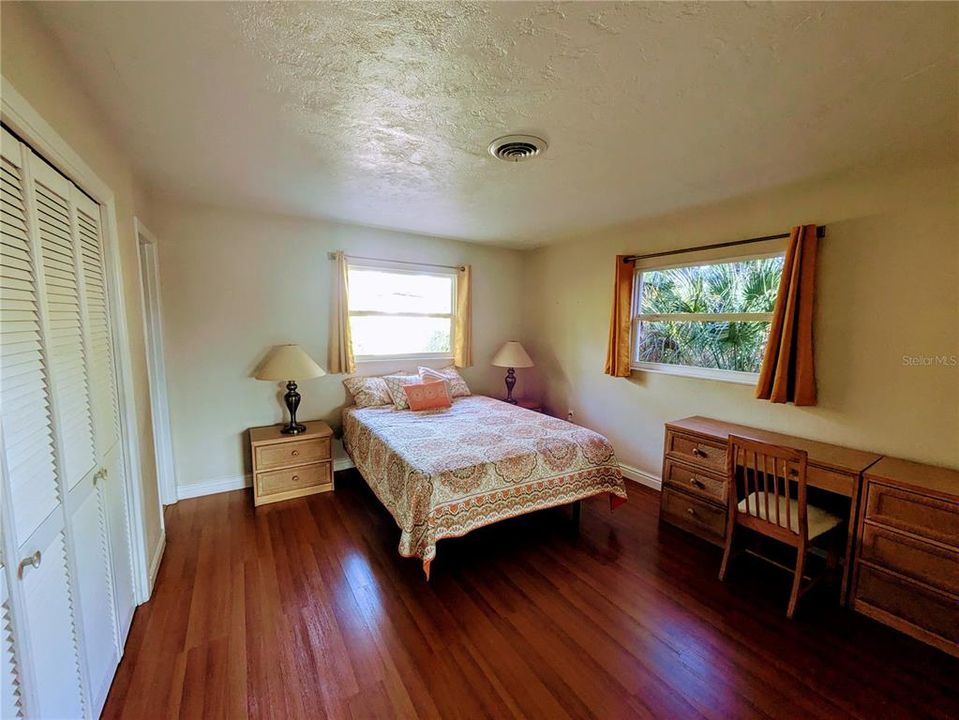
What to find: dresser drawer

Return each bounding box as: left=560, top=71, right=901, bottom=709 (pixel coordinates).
left=257, top=462, right=332, bottom=499
left=666, top=431, right=726, bottom=472
left=663, top=459, right=726, bottom=504
left=255, top=436, right=331, bottom=471
left=860, top=524, right=959, bottom=596
left=661, top=488, right=727, bottom=544
left=865, top=483, right=959, bottom=546
left=854, top=564, right=959, bottom=650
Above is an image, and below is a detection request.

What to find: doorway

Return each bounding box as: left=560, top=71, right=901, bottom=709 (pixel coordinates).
left=135, top=218, right=178, bottom=506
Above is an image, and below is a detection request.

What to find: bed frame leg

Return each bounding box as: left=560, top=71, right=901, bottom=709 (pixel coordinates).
left=571, top=500, right=582, bottom=528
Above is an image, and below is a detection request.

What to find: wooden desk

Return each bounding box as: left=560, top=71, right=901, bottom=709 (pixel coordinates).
left=660, top=416, right=882, bottom=602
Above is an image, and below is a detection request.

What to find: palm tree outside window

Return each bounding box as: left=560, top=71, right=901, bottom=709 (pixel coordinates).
left=630, top=253, right=785, bottom=384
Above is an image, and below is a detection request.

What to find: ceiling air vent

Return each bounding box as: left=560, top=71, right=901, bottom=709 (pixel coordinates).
left=488, top=134, right=547, bottom=162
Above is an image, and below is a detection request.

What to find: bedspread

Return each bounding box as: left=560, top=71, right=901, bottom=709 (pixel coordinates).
left=343, top=395, right=627, bottom=576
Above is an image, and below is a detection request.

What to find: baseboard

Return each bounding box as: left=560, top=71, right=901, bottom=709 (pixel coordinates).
left=147, top=530, right=166, bottom=598
left=620, top=462, right=661, bottom=491
left=334, top=457, right=355, bottom=472
left=176, top=474, right=251, bottom=500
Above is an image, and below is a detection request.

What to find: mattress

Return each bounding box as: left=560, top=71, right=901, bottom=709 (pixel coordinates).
left=343, top=395, right=628, bottom=576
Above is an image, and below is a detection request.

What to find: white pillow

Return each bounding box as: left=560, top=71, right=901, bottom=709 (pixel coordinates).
left=419, top=366, right=470, bottom=398
left=382, top=373, right=422, bottom=410
left=342, top=376, right=393, bottom=408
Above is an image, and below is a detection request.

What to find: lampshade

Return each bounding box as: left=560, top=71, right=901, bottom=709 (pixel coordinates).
left=491, top=341, right=534, bottom=369
left=255, top=344, right=326, bottom=381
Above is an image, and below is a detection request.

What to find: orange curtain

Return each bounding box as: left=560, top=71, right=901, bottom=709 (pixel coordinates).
left=604, top=255, right=636, bottom=377
left=453, top=265, right=472, bottom=368
left=755, top=225, right=819, bottom=405
left=328, top=251, right=355, bottom=374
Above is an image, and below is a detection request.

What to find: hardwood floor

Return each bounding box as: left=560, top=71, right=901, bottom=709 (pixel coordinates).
left=103, top=472, right=958, bottom=719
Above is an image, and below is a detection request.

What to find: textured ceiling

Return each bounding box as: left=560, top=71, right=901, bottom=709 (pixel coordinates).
left=30, top=2, right=959, bottom=246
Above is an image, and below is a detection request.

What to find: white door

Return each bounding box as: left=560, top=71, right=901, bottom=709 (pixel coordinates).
left=0, top=553, right=26, bottom=719
left=1, top=127, right=86, bottom=718
left=2, top=125, right=133, bottom=718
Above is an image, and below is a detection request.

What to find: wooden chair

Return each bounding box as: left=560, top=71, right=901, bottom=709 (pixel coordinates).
left=718, top=435, right=844, bottom=618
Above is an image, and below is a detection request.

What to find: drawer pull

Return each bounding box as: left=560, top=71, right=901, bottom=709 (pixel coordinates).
left=692, top=448, right=707, bottom=458
left=292, top=475, right=300, bottom=482
left=17, top=550, right=41, bottom=580
left=689, top=477, right=705, bottom=489
left=686, top=507, right=697, bottom=517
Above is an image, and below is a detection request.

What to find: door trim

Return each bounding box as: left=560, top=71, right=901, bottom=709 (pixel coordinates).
left=135, top=218, right=177, bottom=508
left=1, top=76, right=153, bottom=604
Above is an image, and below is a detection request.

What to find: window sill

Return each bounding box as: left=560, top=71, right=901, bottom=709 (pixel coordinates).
left=355, top=353, right=453, bottom=365
left=630, top=362, right=759, bottom=386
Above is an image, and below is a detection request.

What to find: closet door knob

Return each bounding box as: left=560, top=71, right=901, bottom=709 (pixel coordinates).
left=17, top=550, right=42, bottom=580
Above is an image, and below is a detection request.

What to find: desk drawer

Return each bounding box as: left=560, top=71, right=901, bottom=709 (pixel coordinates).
left=666, top=431, right=726, bottom=472
left=661, top=488, right=726, bottom=544
left=257, top=461, right=331, bottom=498
left=663, top=459, right=726, bottom=504
left=861, top=524, right=959, bottom=596
left=854, top=564, right=959, bottom=649
left=255, top=436, right=331, bottom=472
left=865, top=483, right=959, bottom=546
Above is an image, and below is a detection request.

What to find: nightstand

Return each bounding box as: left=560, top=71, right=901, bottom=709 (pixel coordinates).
left=249, top=420, right=333, bottom=506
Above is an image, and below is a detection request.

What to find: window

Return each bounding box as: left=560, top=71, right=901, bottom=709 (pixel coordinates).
left=347, top=261, right=456, bottom=360
left=630, top=253, right=785, bottom=383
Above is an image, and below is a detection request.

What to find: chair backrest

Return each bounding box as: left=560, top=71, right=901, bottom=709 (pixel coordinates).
left=727, top=435, right=809, bottom=540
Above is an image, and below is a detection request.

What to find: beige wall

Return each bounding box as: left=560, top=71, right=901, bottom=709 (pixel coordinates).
left=150, top=200, right=525, bottom=491
left=1, top=4, right=163, bottom=552
left=523, top=161, right=959, bottom=477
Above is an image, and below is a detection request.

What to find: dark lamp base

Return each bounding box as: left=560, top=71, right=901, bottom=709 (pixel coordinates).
left=281, top=380, right=306, bottom=434
left=503, top=367, right=518, bottom=404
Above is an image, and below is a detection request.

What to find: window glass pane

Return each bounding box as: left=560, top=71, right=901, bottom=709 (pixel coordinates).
left=637, top=321, right=771, bottom=373
left=640, top=257, right=783, bottom=315
left=350, top=315, right=451, bottom=356
left=348, top=268, right=453, bottom=314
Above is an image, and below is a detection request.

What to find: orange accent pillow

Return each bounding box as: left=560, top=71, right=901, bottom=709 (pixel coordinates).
left=404, top=379, right=452, bottom=411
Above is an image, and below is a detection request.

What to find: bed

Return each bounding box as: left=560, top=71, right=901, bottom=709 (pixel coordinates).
left=343, top=395, right=628, bottom=577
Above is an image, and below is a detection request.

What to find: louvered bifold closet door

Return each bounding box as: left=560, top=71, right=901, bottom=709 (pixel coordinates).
left=32, top=153, right=122, bottom=714
left=31, top=159, right=96, bottom=490
left=1, top=128, right=86, bottom=719
left=75, top=190, right=136, bottom=643
left=0, top=544, right=26, bottom=719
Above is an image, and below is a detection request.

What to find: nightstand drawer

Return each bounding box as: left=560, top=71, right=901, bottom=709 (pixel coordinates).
left=257, top=462, right=332, bottom=498
left=255, top=436, right=331, bottom=471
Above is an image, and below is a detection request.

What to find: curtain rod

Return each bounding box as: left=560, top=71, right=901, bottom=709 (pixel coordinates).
left=328, top=252, right=464, bottom=272
left=622, top=226, right=825, bottom=263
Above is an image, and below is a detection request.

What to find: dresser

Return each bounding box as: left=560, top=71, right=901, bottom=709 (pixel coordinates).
left=659, top=416, right=882, bottom=601
left=249, top=421, right=334, bottom=506
left=850, top=457, right=958, bottom=658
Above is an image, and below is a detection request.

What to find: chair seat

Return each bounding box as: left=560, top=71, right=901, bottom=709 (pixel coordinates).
left=738, top=493, right=842, bottom=539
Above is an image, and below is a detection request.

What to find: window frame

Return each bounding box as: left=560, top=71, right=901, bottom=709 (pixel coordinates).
left=629, top=249, right=785, bottom=385
left=346, top=257, right=458, bottom=364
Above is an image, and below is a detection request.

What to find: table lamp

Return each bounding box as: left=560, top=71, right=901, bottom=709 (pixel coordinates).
left=255, top=344, right=326, bottom=434
left=491, top=341, right=534, bottom=404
